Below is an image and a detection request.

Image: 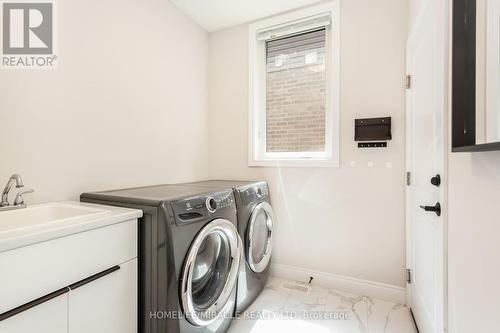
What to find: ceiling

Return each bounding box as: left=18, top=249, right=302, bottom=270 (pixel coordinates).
left=169, top=0, right=326, bottom=32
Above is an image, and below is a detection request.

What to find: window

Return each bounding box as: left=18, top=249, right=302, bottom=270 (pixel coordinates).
left=249, top=2, right=340, bottom=167
left=266, top=29, right=327, bottom=153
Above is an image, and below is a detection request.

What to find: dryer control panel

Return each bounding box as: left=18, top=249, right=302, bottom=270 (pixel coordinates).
left=172, top=190, right=236, bottom=225
left=239, top=182, right=269, bottom=205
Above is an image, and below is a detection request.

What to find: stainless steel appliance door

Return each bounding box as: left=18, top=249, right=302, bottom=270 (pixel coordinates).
left=247, top=202, right=274, bottom=273
left=181, top=219, right=240, bottom=327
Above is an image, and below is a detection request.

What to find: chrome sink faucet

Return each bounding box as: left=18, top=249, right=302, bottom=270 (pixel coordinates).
left=14, top=189, right=35, bottom=206
left=1, top=174, right=24, bottom=207
left=1, top=174, right=34, bottom=210
left=0, top=174, right=34, bottom=212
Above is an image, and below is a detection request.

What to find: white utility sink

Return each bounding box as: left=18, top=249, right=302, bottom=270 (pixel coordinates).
left=0, top=203, right=108, bottom=234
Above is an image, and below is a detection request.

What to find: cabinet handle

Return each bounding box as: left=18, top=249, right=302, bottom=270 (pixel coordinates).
left=0, top=287, right=69, bottom=322
left=69, top=265, right=120, bottom=290
left=0, top=265, right=121, bottom=322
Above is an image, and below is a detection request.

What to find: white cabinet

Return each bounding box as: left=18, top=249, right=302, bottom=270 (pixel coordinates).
left=69, top=259, right=138, bottom=333
left=0, top=219, right=138, bottom=333
left=0, top=294, right=68, bottom=333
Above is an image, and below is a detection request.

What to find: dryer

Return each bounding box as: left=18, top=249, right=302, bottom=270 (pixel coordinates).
left=81, top=184, right=241, bottom=333
left=182, top=180, right=274, bottom=314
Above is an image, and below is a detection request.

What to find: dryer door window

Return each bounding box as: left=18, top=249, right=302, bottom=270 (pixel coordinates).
left=247, top=202, right=274, bottom=273
left=181, top=219, right=240, bottom=327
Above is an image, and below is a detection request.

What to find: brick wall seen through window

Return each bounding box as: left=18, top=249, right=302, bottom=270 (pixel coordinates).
left=265, top=29, right=326, bottom=153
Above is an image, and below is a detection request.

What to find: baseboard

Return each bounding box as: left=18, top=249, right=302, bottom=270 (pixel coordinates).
left=270, top=263, right=407, bottom=304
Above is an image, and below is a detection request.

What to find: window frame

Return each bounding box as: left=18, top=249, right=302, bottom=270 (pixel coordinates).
left=248, top=1, right=341, bottom=168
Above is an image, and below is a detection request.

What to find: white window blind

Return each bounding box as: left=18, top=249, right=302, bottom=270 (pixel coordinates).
left=257, top=13, right=331, bottom=41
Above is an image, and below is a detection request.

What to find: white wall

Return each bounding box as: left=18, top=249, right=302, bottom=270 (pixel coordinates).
left=208, top=0, right=408, bottom=287
left=408, top=0, right=423, bottom=29
left=407, top=0, right=500, bottom=331
left=447, top=153, right=500, bottom=332
left=0, top=0, right=209, bottom=203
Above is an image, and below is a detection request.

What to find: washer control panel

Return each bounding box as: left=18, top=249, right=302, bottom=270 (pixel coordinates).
left=206, top=197, right=217, bottom=213
left=173, top=189, right=235, bottom=225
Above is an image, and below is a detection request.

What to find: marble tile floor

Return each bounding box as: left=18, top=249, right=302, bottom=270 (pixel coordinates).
left=228, top=277, right=418, bottom=333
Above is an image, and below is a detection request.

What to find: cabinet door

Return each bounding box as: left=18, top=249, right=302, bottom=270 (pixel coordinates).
left=0, top=294, right=68, bottom=333
left=68, top=259, right=137, bottom=333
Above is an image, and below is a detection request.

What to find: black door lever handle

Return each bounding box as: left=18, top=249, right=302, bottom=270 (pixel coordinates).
left=419, top=202, right=441, bottom=216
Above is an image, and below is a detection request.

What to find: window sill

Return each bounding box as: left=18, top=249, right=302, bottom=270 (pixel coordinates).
left=248, top=159, right=339, bottom=168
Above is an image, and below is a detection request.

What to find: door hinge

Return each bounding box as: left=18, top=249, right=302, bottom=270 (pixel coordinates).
left=406, top=268, right=412, bottom=284
left=406, top=75, right=412, bottom=89
left=406, top=172, right=411, bottom=186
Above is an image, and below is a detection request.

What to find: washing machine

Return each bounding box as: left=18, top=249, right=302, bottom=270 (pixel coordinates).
left=182, top=180, right=274, bottom=314
left=81, top=184, right=241, bottom=333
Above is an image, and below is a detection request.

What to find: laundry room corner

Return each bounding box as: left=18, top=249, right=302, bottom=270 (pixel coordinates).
left=206, top=0, right=409, bottom=298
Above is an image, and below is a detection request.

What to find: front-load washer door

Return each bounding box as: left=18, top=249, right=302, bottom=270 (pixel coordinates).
left=247, top=202, right=274, bottom=273
left=181, top=219, right=241, bottom=327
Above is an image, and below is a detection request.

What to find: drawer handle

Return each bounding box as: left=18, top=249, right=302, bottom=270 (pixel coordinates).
left=69, top=265, right=121, bottom=290
left=0, top=265, right=121, bottom=322
left=0, top=287, right=69, bottom=322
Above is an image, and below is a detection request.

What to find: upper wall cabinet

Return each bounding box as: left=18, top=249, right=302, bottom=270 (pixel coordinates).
left=453, top=0, right=500, bottom=152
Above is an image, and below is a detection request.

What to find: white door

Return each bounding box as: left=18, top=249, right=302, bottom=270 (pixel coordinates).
left=68, top=259, right=138, bottom=333
left=406, top=0, right=447, bottom=332
left=0, top=294, right=68, bottom=333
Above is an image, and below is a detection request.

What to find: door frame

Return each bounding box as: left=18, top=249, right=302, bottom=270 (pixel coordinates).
left=405, top=0, right=449, bottom=331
